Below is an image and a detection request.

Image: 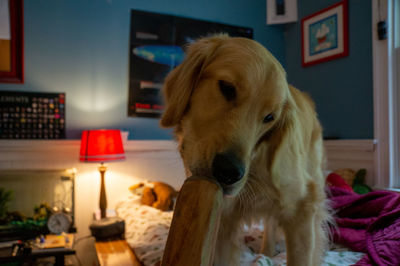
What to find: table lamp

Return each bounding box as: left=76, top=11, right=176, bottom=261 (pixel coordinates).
left=79, top=129, right=125, bottom=219
left=80, top=129, right=126, bottom=240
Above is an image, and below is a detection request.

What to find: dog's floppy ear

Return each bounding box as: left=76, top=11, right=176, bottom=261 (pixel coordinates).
left=266, top=87, right=323, bottom=189
left=160, top=35, right=227, bottom=127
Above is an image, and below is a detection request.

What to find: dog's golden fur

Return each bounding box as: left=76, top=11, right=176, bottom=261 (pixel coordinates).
left=160, top=35, right=330, bottom=266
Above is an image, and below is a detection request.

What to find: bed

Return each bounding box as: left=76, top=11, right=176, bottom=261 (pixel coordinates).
left=116, top=177, right=370, bottom=266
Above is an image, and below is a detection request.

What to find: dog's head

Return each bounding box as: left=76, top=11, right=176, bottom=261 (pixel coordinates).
left=160, top=35, right=295, bottom=196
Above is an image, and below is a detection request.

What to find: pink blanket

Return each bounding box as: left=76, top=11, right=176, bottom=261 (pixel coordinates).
left=329, top=187, right=400, bottom=266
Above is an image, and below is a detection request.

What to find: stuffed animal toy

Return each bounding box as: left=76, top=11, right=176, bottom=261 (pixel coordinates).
left=333, top=168, right=356, bottom=186
left=326, top=172, right=353, bottom=191
left=129, top=181, right=178, bottom=211
left=328, top=168, right=372, bottom=194
left=352, top=169, right=372, bottom=194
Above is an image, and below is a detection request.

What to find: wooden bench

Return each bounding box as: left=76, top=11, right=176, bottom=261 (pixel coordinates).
left=162, top=177, right=223, bottom=266
left=95, top=239, right=142, bottom=266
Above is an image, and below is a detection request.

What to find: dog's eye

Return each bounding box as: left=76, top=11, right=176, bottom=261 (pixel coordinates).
left=218, top=80, right=236, bottom=101
left=263, top=113, right=274, bottom=123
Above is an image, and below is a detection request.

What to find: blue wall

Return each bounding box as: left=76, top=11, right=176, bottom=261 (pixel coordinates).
left=284, top=0, right=373, bottom=139
left=0, top=0, right=285, bottom=140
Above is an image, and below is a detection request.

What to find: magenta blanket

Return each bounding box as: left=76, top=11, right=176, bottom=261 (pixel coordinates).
left=328, top=187, right=400, bottom=266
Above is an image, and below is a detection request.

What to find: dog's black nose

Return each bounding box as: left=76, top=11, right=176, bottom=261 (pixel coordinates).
left=212, top=153, right=245, bottom=185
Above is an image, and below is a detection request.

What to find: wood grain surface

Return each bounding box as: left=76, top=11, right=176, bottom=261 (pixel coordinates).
left=161, top=176, right=223, bottom=266
left=95, top=239, right=142, bottom=266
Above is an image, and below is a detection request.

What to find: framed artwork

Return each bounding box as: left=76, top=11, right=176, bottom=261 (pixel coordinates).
left=128, top=10, right=253, bottom=118
left=301, top=0, right=348, bottom=67
left=0, top=0, right=24, bottom=83
left=0, top=91, right=66, bottom=139
left=266, top=0, right=298, bottom=25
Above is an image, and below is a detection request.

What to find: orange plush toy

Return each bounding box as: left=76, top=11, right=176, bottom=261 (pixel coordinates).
left=129, top=181, right=178, bottom=211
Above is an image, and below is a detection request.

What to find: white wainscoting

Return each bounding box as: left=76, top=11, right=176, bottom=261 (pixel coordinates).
left=324, top=139, right=376, bottom=186
left=0, top=140, right=186, bottom=238
left=0, top=139, right=376, bottom=237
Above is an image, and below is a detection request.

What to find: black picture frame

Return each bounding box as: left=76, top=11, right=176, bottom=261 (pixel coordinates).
left=127, top=10, right=253, bottom=118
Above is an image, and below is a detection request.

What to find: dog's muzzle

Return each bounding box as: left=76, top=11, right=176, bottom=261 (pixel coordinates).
left=212, top=152, right=245, bottom=186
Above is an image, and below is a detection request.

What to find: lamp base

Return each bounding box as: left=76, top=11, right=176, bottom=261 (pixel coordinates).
left=89, top=217, right=125, bottom=240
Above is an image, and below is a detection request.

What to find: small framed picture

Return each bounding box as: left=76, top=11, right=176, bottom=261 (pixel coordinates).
left=301, top=0, right=348, bottom=67
left=0, top=0, right=24, bottom=83
left=266, top=0, right=298, bottom=25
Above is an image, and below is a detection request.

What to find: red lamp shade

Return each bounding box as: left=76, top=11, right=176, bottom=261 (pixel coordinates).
left=80, top=130, right=125, bottom=162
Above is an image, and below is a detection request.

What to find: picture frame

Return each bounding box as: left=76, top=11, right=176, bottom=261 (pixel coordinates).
left=266, top=0, right=298, bottom=25
left=127, top=10, right=253, bottom=118
left=0, top=0, right=24, bottom=83
left=301, top=0, right=348, bottom=67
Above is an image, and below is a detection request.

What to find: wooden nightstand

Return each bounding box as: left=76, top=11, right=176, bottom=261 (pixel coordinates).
left=95, top=239, right=142, bottom=266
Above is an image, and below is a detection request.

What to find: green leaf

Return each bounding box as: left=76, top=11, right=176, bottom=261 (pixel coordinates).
left=353, top=184, right=372, bottom=194
left=0, top=188, right=13, bottom=218
left=353, top=169, right=367, bottom=184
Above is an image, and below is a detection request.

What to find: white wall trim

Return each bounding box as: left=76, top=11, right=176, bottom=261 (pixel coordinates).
left=0, top=140, right=179, bottom=170
left=324, top=139, right=376, bottom=151
left=0, top=139, right=178, bottom=152
left=1, top=139, right=375, bottom=178
left=372, top=0, right=390, bottom=188
left=388, top=0, right=400, bottom=188
left=324, top=139, right=376, bottom=186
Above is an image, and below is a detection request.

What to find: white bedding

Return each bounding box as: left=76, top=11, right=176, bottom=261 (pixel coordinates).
left=116, top=195, right=363, bottom=266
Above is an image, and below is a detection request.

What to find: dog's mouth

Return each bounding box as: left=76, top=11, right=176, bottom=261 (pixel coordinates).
left=189, top=152, right=247, bottom=196
left=219, top=183, right=245, bottom=197
left=189, top=171, right=246, bottom=196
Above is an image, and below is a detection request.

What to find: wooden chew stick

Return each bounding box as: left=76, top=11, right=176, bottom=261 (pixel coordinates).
left=161, top=176, right=223, bottom=266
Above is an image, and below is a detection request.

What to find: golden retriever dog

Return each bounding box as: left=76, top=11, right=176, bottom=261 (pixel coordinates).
left=160, top=34, right=330, bottom=266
